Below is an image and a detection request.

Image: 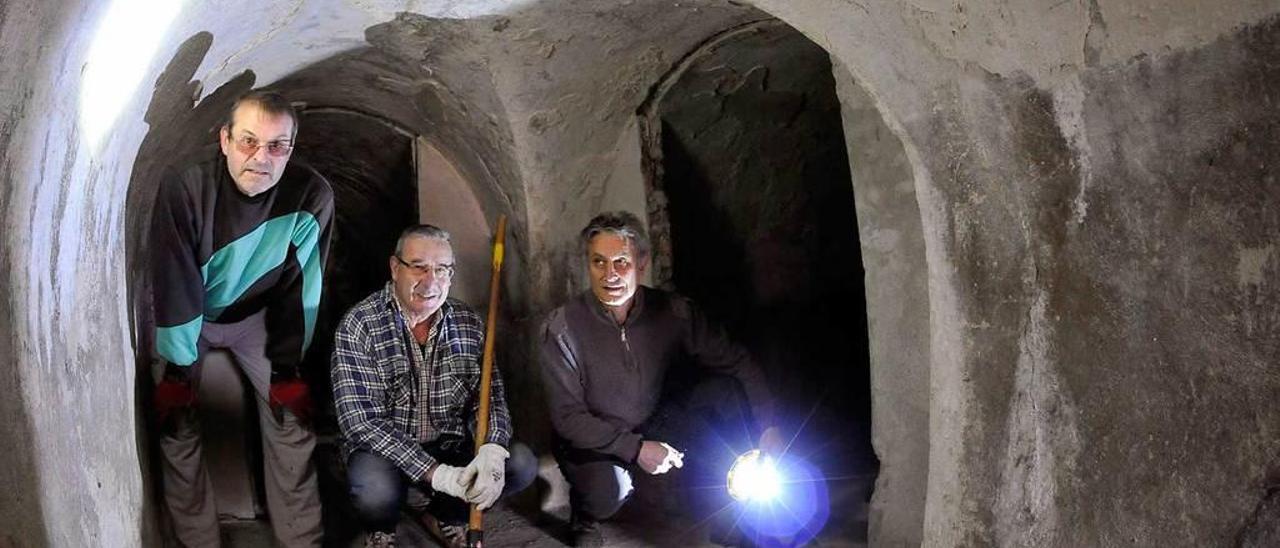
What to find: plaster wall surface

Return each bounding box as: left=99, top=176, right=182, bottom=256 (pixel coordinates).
left=834, top=60, right=931, bottom=548
left=417, top=138, right=494, bottom=309
left=3, top=0, right=1280, bottom=546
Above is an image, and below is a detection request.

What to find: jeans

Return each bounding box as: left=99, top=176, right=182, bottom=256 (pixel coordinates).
left=347, top=438, right=538, bottom=533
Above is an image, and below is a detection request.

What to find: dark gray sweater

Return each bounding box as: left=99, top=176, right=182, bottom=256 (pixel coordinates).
left=539, top=287, right=774, bottom=461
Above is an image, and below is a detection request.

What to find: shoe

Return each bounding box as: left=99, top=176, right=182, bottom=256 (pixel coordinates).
left=569, top=518, right=605, bottom=548
left=419, top=512, right=466, bottom=548
left=364, top=531, right=397, bottom=548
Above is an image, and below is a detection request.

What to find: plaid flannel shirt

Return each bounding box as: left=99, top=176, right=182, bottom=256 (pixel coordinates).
left=331, top=283, right=512, bottom=481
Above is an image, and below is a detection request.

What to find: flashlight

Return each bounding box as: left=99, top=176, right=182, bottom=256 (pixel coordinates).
left=727, top=449, right=782, bottom=502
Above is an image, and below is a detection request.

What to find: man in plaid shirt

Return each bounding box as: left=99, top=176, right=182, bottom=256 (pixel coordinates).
left=331, top=224, right=536, bottom=547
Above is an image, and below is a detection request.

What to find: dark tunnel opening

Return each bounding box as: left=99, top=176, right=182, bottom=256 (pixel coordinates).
left=289, top=107, right=419, bottom=422
left=289, top=108, right=421, bottom=540
left=648, top=20, right=877, bottom=541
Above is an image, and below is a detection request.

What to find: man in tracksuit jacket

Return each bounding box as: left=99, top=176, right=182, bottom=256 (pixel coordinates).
left=539, top=211, right=784, bottom=546
left=151, top=90, right=332, bottom=547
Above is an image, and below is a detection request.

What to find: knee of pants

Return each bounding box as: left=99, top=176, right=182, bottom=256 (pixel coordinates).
left=690, top=376, right=749, bottom=414
left=570, top=463, right=633, bottom=521
left=504, top=442, right=539, bottom=496
left=347, top=453, right=405, bottom=526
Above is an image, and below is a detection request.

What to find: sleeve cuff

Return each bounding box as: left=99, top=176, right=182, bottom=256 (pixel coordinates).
left=402, top=448, right=438, bottom=482
left=618, top=432, right=644, bottom=463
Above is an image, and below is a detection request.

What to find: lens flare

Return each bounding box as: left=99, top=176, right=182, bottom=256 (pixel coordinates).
left=727, top=449, right=782, bottom=502
left=730, top=451, right=830, bottom=544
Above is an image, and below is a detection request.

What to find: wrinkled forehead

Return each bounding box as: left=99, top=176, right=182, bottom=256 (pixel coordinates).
left=587, top=232, right=636, bottom=260
left=400, top=235, right=454, bottom=262
left=229, top=102, right=295, bottom=139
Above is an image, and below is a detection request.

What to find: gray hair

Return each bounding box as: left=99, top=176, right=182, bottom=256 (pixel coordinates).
left=395, top=224, right=452, bottom=255
left=580, top=211, right=650, bottom=260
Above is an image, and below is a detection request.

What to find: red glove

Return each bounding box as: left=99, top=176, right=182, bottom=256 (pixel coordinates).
left=269, top=375, right=313, bottom=424
left=154, top=372, right=196, bottom=427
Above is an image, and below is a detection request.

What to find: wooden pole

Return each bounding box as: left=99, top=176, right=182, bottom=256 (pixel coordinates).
left=467, top=215, right=506, bottom=548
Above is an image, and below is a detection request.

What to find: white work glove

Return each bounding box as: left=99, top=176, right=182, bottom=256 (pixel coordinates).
left=466, top=443, right=509, bottom=510
left=430, top=463, right=475, bottom=501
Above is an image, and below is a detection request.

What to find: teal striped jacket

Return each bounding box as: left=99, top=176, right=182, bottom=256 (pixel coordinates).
left=151, top=155, right=333, bottom=369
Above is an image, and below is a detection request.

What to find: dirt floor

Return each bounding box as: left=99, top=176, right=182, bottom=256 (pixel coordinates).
left=223, top=469, right=871, bottom=547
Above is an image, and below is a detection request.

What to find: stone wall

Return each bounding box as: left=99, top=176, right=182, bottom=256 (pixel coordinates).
left=756, top=1, right=1280, bottom=545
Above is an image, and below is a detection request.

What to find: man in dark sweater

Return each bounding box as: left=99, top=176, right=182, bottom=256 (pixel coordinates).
left=540, top=211, right=784, bottom=546
left=151, top=90, right=332, bottom=547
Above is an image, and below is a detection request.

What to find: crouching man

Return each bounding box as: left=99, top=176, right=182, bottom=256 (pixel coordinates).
left=540, top=212, right=784, bottom=546
left=332, top=224, right=536, bottom=547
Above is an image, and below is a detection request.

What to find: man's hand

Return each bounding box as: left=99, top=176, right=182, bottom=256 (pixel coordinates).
left=757, top=426, right=785, bottom=458
left=637, top=440, right=684, bottom=475
left=155, top=364, right=196, bottom=427
left=429, top=463, right=476, bottom=501
left=269, top=367, right=313, bottom=424
left=467, top=444, right=509, bottom=510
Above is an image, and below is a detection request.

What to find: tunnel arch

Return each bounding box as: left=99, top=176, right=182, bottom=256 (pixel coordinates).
left=2, top=0, right=962, bottom=542
left=117, top=36, right=521, bottom=533
left=631, top=16, right=931, bottom=546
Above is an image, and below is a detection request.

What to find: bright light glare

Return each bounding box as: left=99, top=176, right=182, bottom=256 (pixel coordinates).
left=727, top=449, right=782, bottom=502
left=80, top=0, right=185, bottom=148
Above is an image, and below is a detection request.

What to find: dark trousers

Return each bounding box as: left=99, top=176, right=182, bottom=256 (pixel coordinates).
left=556, top=375, right=758, bottom=522
left=347, top=438, right=538, bottom=533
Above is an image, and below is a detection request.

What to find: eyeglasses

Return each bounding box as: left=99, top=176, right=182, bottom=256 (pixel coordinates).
left=230, top=134, right=294, bottom=157
left=395, top=255, right=455, bottom=279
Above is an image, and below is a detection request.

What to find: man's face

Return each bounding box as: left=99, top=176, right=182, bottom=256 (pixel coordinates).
left=587, top=232, right=646, bottom=308
left=390, top=236, right=454, bottom=320
left=219, top=102, right=295, bottom=197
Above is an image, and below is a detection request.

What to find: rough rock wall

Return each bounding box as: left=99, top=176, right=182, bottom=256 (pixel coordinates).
left=0, top=2, right=58, bottom=545
left=468, top=1, right=769, bottom=309
left=0, top=1, right=147, bottom=545
left=755, top=0, right=1280, bottom=545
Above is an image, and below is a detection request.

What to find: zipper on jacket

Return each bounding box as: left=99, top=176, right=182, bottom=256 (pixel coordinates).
left=620, top=326, right=636, bottom=369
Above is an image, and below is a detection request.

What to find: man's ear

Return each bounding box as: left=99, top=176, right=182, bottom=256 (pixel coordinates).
left=218, top=126, right=231, bottom=155
left=638, top=255, right=651, bottom=275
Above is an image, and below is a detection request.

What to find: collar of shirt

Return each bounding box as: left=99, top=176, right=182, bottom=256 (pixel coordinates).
left=383, top=283, right=449, bottom=332
left=587, top=284, right=647, bottom=327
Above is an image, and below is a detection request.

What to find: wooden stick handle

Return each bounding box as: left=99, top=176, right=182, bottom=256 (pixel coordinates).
left=467, top=215, right=507, bottom=545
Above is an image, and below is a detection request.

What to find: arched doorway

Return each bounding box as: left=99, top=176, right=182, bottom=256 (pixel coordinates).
left=636, top=18, right=929, bottom=546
